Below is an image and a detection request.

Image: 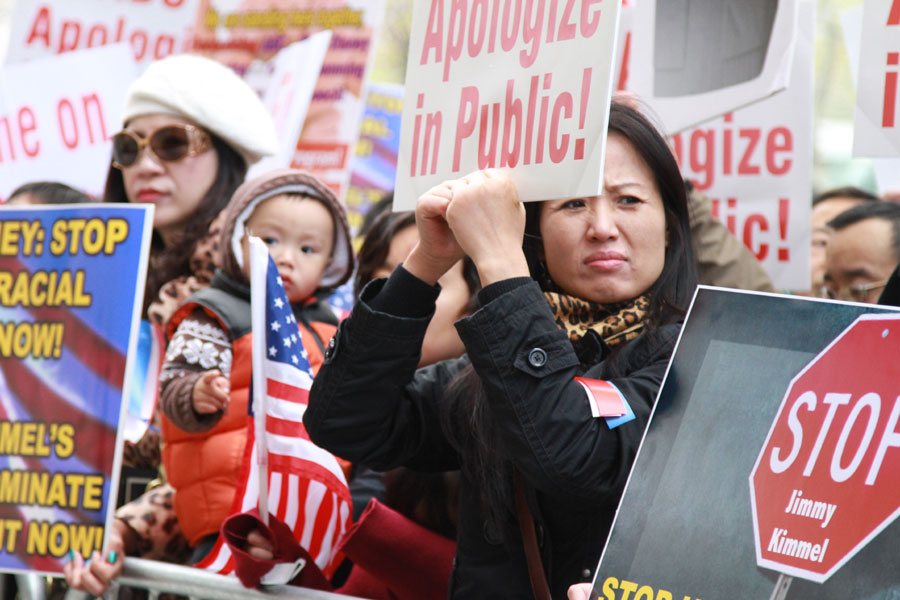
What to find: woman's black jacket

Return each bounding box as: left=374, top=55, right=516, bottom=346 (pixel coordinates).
left=305, top=268, right=681, bottom=599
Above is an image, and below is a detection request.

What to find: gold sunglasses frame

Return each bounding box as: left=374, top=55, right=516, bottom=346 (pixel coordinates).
left=111, top=124, right=211, bottom=169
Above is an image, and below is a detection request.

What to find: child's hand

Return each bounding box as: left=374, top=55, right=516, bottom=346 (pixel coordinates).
left=245, top=528, right=275, bottom=560
left=193, top=370, right=230, bottom=414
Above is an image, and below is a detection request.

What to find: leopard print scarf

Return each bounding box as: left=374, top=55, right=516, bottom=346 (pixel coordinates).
left=544, top=291, right=649, bottom=347
left=146, top=212, right=225, bottom=327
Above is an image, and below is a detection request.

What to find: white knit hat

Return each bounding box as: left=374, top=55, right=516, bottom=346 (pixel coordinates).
left=122, top=54, right=278, bottom=166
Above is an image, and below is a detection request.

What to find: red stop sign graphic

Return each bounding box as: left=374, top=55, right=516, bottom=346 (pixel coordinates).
left=750, top=314, right=900, bottom=582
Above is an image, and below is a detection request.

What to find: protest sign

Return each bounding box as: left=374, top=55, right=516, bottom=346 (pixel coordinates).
left=629, top=0, right=798, bottom=135
left=751, top=314, right=900, bottom=583
left=0, top=44, right=135, bottom=202
left=246, top=30, right=331, bottom=180
left=4, top=0, right=197, bottom=68
left=840, top=4, right=900, bottom=195
left=345, top=82, right=404, bottom=232
left=852, top=0, right=900, bottom=158
left=590, top=287, right=900, bottom=600
left=0, top=204, right=153, bottom=576
left=393, top=0, right=622, bottom=210
left=667, top=1, right=814, bottom=292
left=192, top=0, right=386, bottom=199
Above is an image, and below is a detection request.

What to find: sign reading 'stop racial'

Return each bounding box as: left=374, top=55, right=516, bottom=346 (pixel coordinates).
left=0, top=204, right=152, bottom=577
left=395, top=0, right=621, bottom=210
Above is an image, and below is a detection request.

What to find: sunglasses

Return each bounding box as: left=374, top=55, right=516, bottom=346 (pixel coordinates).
left=111, top=124, right=211, bottom=168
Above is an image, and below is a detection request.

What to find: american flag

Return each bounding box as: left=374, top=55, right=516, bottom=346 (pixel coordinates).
left=196, top=238, right=351, bottom=580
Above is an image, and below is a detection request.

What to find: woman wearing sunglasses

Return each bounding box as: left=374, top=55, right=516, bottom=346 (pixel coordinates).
left=64, top=53, right=277, bottom=595
left=105, top=53, right=278, bottom=325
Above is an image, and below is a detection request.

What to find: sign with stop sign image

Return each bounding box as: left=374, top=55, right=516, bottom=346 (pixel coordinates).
left=750, top=313, right=900, bottom=583
left=589, top=288, right=900, bottom=600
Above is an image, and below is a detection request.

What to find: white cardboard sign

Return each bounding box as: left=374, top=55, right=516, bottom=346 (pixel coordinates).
left=669, top=0, right=815, bottom=292
left=247, top=31, right=332, bottom=180
left=4, top=0, right=197, bottom=68
left=852, top=0, right=900, bottom=158
left=0, top=44, right=136, bottom=201
left=394, top=0, right=621, bottom=210
left=629, top=0, right=799, bottom=135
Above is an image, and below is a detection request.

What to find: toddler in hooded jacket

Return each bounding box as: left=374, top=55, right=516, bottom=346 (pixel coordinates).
left=157, top=168, right=355, bottom=580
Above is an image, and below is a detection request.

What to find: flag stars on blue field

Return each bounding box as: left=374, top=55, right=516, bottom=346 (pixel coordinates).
left=262, top=253, right=313, bottom=375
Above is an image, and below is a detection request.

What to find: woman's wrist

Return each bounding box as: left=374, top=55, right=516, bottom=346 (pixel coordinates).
left=403, top=244, right=457, bottom=286
left=473, top=251, right=530, bottom=287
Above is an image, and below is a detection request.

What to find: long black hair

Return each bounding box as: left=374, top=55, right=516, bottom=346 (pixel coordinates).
left=104, top=132, right=246, bottom=317
left=442, top=101, right=698, bottom=538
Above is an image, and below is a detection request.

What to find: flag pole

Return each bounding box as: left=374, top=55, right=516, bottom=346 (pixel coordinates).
left=248, top=236, right=269, bottom=526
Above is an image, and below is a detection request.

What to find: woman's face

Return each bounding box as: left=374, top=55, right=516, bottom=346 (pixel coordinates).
left=539, top=133, right=667, bottom=304
left=119, top=114, right=219, bottom=246
left=375, top=224, right=471, bottom=367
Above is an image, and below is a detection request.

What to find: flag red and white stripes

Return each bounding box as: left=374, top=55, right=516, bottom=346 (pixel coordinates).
left=196, top=238, right=351, bottom=579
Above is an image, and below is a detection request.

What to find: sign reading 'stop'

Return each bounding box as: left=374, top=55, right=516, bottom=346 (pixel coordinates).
left=394, top=0, right=621, bottom=210
left=750, top=314, right=900, bottom=582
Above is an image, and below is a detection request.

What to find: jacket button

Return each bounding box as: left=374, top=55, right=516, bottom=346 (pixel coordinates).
left=528, top=347, right=547, bottom=368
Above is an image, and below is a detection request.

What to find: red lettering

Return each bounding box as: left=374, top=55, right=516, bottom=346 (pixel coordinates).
left=87, top=24, right=107, bottom=47
left=501, top=80, right=522, bottom=167
left=420, top=0, right=444, bottom=66
left=444, top=0, right=467, bottom=81
left=454, top=86, right=479, bottom=172
left=130, top=30, right=148, bottom=60
left=421, top=111, right=442, bottom=175
left=81, top=94, right=107, bottom=144
left=549, top=92, right=572, bottom=163
left=546, top=0, right=559, bottom=43
left=520, top=0, right=545, bottom=68
left=478, top=103, right=500, bottom=168
left=722, top=114, right=733, bottom=175
left=766, top=127, right=792, bottom=175
left=616, top=30, right=631, bottom=91
left=558, top=0, right=577, bottom=41
left=689, top=129, right=715, bottom=189
left=26, top=6, right=51, bottom=48
left=57, top=99, right=78, bottom=149
left=884, top=53, right=899, bottom=127
left=467, top=0, right=488, bottom=57
left=743, top=214, right=769, bottom=261
left=0, top=116, right=16, bottom=162
left=738, top=128, right=761, bottom=175
left=500, top=0, right=522, bottom=51
left=154, top=35, right=175, bottom=58
left=580, top=0, right=603, bottom=38
left=889, top=0, right=900, bottom=25
left=58, top=20, right=81, bottom=54
left=18, top=108, right=40, bottom=158
left=669, top=132, right=683, bottom=166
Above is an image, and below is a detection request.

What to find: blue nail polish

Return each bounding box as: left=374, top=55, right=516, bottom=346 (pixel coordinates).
left=108, top=550, right=118, bottom=564
left=67, top=549, right=75, bottom=562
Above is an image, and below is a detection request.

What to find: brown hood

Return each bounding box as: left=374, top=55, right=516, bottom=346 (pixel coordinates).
left=220, top=168, right=354, bottom=292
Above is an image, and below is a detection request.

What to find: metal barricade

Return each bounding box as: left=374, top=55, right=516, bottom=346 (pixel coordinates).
left=59, top=558, right=364, bottom=600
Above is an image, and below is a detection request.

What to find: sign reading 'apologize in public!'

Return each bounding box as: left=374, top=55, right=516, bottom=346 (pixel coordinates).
left=395, top=0, right=621, bottom=210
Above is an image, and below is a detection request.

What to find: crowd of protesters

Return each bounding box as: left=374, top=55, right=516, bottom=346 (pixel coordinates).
left=2, top=49, right=899, bottom=600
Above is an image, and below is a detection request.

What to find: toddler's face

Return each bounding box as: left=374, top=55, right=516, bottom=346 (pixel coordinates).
left=241, top=194, right=334, bottom=303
